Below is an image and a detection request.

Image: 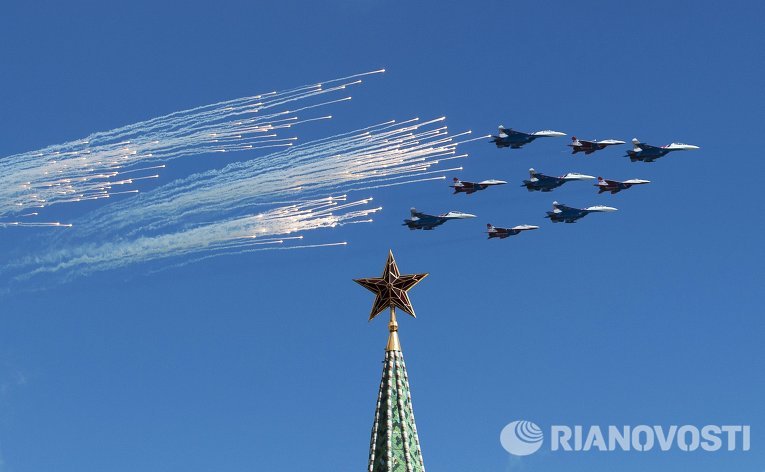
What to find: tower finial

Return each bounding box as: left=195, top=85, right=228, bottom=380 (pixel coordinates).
left=386, top=306, right=401, bottom=351
left=354, top=250, right=428, bottom=350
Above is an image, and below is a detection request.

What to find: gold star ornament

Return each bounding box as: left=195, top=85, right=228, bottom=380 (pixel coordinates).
left=354, top=250, right=428, bottom=321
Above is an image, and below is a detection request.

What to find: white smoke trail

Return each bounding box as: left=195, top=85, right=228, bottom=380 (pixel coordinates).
left=13, top=196, right=380, bottom=280
left=4, top=117, right=478, bottom=283
left=0, top=70, right=384, bottom=222
left=0, top=89, right=484, bottom=288
left=75, top=118, right=473, bottom=238
left=0, top=222, right=73, bottom=228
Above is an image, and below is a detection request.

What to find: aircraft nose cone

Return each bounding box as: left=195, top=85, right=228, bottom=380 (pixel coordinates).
left=668, top=143, right=700, bottom=150
left=565, top=173, right=596, bottom=180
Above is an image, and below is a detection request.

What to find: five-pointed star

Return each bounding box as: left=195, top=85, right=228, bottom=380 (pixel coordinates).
left=354, top=250, right=428, bottom=321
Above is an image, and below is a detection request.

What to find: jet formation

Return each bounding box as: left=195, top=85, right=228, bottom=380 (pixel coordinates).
left=403, top=124, right=699, bottom=239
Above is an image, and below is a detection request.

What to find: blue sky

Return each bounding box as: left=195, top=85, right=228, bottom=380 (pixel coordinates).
left=1, top=1, right=764, bottom=470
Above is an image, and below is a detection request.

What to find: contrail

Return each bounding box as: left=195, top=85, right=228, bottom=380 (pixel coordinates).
left=12, top=196, right=380, bottom=281
left=0, top=70, right=384, bottom=223
left=5, top=116, right=475, bottom=283
left=1, top=70, right=484, bottom=285
left=75, top=117, right=467, bottom=238
left=0, top=221, right=73, bottom=228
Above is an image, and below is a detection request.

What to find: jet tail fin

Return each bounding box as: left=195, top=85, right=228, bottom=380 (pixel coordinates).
left=596, top=177, right=607, bottom=193
left=450, top=177, right=460, bottom=193
left=487, top=223, right=497, bottom=238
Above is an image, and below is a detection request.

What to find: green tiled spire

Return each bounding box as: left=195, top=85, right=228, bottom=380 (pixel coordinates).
left=354, top=251, right=428, bottom=472
left=367, top=314, right=426, bottom=472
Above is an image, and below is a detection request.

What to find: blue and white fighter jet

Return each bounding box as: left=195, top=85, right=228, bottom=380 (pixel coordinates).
left=486, top=223, right=539, bottom=239
left=491, top=125, right=566, bottom=149
left=545, top=201, right=617, bottom=223
left=626, top=138, right=699, bottom=162
left=522, top=168, right=595, bottom=192
left=450, top=177, right=507, bottom=195
left=403, top=208, right=476, bottom=230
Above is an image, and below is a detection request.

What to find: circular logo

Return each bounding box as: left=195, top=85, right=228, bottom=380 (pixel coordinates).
left=500, top=420, right=544, bottom=456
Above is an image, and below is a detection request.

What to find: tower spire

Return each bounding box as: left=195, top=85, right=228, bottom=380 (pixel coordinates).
left=355, top=251, right=428, bottom=472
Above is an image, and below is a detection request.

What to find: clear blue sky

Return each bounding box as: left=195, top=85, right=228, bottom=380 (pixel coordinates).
left=1, top=1, right=763, bottom=470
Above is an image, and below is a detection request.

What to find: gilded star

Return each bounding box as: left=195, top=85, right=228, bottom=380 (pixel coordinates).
left=354, top=250, right=428, bottom=321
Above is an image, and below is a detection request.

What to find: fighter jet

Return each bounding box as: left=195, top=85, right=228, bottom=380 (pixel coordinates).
left=596, top=176, right=651, bottom=194
left=403, top=207, right=476, bottom=230
left=545, top=201, right=617, bottom=223
left=626, top=138, right=700, bottom=162
left=450, top=177, right=507, bottom=195
left=491, top=125, right=566, bottom=149
left=522, top=168, right=595, bottom=192
left=568, top=136, right=626, bottom=155
left=486, top=223, right=539, bottom=239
